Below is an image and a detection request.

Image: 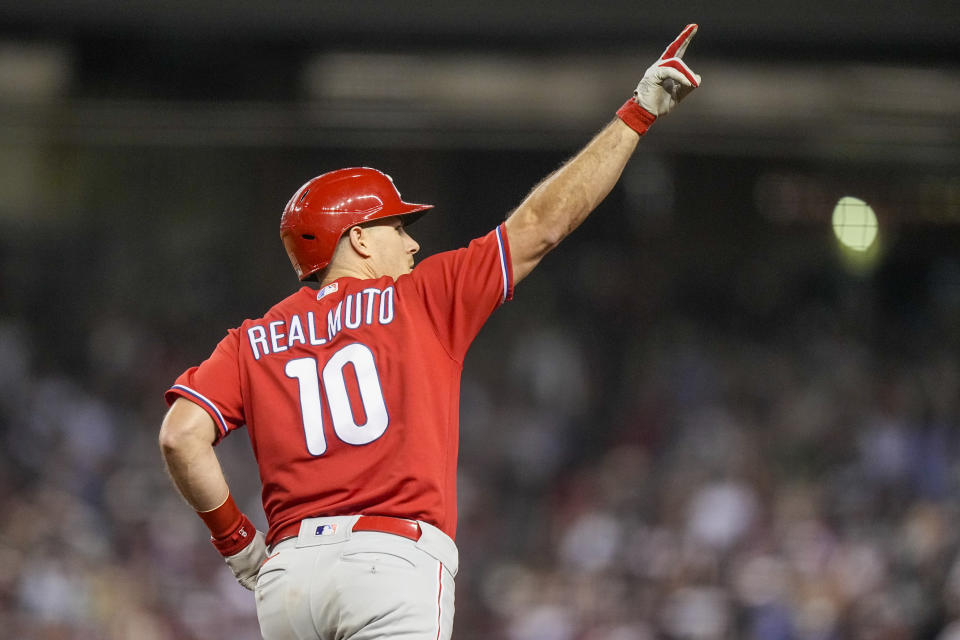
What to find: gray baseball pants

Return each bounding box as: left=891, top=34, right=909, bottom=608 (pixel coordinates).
left=255, top=515, right=458, bottom=640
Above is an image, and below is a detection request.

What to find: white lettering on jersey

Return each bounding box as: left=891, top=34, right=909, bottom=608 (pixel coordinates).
left=248, top=325, right=268, bottom=360
left=288, top=314, right=306, bottom=348
left=307, top=311, right=326, bottom=346
left=247, top=285, right=398, bottom=359
left=269, top=320, right=288, bottom=353
left=327, top=301, right=343, bottom=340
left=379, top=286, right=394, bottom=324
left=344, top=293, right=362, bottom=330
left=363, top=288, right=379, bottom=324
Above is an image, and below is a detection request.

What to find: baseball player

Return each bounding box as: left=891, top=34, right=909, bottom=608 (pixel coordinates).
left=159, top=24, right=700, bottom=640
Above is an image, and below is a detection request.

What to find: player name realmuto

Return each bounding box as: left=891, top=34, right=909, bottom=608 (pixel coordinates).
left=247, top=286, right=395, bottom=360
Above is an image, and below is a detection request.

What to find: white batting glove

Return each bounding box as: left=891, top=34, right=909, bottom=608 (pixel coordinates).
left=223, top=529, right=267, bottom=590
left=635, top=23, right=701, bottom=117
left=617, top=24, right=701, bottom=136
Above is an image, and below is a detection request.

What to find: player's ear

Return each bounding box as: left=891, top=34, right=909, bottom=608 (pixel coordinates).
left=347, top=225, right=373, bottom=259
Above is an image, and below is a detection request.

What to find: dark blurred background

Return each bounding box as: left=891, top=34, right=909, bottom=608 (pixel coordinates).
left=1, top=2, right=959, bottom=639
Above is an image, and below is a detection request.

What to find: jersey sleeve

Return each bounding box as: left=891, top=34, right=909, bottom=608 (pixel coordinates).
left=164, top=328, right=245, bottom=444
left=405, top=223, right=514, bottom=360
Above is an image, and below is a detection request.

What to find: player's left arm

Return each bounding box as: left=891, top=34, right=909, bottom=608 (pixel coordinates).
left=160, top=398, right=266, bottom=590
left=160, top=398, right=230, bottom=509
left=505, top=24, right=701, bottom=284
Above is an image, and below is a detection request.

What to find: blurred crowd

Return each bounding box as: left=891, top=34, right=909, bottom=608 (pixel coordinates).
left=2, top=220, right=960, bottom=640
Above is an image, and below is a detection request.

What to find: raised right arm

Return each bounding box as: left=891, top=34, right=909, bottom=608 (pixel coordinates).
left=504, top=24, right=701, bottom=285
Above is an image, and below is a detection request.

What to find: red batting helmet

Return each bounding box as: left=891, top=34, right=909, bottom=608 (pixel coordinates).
left=280, top=167, right=433, bottom=280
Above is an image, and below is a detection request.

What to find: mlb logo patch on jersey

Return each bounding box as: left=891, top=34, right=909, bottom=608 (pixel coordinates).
left=317, top=282, right=339, bottom=300
left=315, top=523, right=338, bottom=536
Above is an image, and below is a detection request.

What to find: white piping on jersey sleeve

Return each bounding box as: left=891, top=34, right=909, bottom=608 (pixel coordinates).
left=495, top=225, right=510, bottom=304
left=170, top=384, right=230, bottom=437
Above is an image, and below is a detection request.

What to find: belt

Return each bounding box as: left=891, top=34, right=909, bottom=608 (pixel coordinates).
left=274, top=515, right=422, bottom=544
left=352, top=515, right=422, bottom=541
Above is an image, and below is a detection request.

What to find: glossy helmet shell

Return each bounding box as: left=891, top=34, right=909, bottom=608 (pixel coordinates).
left=280, top=167, right=433, bottom=280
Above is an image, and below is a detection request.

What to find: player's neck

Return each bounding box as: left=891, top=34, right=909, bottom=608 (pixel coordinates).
left=319, top=260, right=382, bottom=286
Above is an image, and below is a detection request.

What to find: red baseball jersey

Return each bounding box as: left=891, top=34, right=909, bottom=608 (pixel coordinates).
left=165, top=225, right=513, bottom=545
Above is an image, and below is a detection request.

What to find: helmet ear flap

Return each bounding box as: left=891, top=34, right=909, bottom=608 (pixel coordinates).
left=279, top=167, right=433, bottom=281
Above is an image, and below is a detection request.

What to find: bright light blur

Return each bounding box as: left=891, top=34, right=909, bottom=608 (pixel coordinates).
left=832, top=196, right=878, bottom=252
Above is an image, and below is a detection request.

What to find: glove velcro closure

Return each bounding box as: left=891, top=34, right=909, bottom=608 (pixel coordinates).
left=616, top=98, right=657, bottom=136
left=197, top=493, right=257, bottom=557
left=210, top=513, right=257, bottom=557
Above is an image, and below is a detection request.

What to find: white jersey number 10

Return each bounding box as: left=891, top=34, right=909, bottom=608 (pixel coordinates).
left=284, top=343, right=389, bottom=456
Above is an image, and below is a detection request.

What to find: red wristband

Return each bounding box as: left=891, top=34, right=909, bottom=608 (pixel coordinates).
left=197, top=494, right=256, bottom=557
left=616, top=98, right=657, bottom=136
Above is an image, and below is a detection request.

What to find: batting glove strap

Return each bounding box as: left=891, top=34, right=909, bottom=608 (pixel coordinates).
left=209, top=512, right=257, bottom=556
left=197, top=493, right=257, bottom=557
left=617, top=98, right=658, bottom=136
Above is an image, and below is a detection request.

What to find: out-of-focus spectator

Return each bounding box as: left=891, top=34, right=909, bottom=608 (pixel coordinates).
left=2, top=169, right=959, bottom=639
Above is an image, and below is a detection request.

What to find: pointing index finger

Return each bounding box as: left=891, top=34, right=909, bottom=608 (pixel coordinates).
left=660, top=23, right=699, bottom=60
